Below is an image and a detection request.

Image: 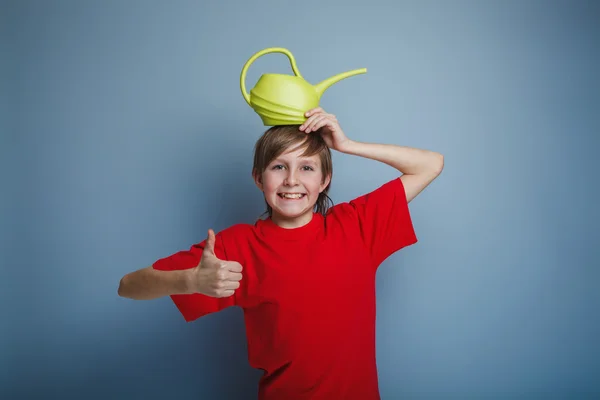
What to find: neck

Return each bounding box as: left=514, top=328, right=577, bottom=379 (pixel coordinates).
left=271, top=210, right=314, bottom=229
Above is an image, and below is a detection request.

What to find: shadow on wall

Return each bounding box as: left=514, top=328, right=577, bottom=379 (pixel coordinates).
left=11, top=308, right=261, bottom=400
left=92, top=308, right=261, bottom=400
left=5, top=121, right=266, bottom=399
left=130, top=120, right=266, bottom=398
left=138, top=119, right=267, bottom=399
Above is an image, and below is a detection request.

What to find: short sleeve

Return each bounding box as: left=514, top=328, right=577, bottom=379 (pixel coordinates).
left=348, top=177, right=418, bottom=268
left=152, top=232, right=236, bottom=322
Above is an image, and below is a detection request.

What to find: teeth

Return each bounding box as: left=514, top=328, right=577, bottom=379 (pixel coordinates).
left=281, top=193, right=304, bottom=199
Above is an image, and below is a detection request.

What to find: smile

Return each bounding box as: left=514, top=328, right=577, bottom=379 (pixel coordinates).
left=278, top=193, right=306, bottom=199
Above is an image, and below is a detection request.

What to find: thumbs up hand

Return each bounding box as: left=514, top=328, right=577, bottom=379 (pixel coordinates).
left=190, top=229, right=243, bottom=298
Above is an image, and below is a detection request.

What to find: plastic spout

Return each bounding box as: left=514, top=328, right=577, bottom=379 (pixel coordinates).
left=314, top=68, right=367, bottom=98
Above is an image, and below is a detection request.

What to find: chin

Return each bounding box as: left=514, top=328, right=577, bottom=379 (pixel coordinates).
left=272, top=205, right=308, bottom=217
left=277, top=209, right=309, bottom=218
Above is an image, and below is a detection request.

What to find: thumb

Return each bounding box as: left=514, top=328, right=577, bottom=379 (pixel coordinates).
left=202, top=229, right=218, bottom=259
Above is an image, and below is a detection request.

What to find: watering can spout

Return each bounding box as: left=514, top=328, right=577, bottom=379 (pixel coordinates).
left=314, top=68, right=367, bottom=97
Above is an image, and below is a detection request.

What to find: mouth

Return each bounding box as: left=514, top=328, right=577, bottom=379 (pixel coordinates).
left=278, top=193, right=307, bottom=200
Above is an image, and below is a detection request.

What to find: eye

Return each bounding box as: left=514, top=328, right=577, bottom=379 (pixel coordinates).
left=272, top=165, right=284, bottom=170
left=302, top=166, right=314, bottom=171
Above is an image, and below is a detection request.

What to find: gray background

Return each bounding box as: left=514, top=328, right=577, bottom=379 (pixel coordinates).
left=2, top=0, right=599, bottom=398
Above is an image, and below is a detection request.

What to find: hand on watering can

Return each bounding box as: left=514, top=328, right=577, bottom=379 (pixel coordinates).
left=299, top=108, right=352, bottom=153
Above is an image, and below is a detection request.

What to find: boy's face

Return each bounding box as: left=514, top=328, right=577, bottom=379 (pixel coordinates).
left=254, top=145, right=331, bottom=228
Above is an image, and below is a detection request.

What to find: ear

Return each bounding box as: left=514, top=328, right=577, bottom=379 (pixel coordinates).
left=320, top=173, right=332, bottom=193
left=252, top=168, right=264, bottom=191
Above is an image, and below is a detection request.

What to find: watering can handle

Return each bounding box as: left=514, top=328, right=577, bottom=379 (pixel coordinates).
left=240, top=47, right=303, bottom=106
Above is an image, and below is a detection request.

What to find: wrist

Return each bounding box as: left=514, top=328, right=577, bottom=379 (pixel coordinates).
left=179, top=269, right=196, bottom=294
left=339, top=139, right=359, bottom=154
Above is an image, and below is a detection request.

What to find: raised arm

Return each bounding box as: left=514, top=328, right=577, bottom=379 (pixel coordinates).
left=340, top=141, right=443, bottom=203
left=299, top=107, right=443, bottom=203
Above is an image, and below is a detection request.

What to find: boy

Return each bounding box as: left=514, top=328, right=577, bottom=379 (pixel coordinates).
left=118, top=107, right=444, bottom=399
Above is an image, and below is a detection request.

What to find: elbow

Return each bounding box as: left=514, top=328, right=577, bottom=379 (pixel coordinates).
left=430, top=152, right=444, bottom=176
left=117, top=275, right=129, bottom=298
left=437, top=153, right=444, bottom=173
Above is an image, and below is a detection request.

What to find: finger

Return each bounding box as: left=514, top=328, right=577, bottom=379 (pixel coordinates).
left=305, top=107, right=323, bottom=117
left=306, top=115, right=328, bottom=133
left=310, top=119, right=327, bottom=133
left=226, top=272, right=243, bottom=282
left=218, top=289, right=235, bottom=298
left=308, top=113, right=335, bottom=131
left=301, top=108, right=326, bottom=130
left=225, top=261, right=243, bottom=273
left=299, top=114, right=318, bottom=131
left=223, top=280, right=241, bottom=290
left=314, top=116, right=337, bottom=132
left=203, top=229, right=217, bottom=257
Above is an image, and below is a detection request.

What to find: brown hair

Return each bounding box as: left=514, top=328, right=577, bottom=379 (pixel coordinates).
left=252, top=125, right=334, bottom=218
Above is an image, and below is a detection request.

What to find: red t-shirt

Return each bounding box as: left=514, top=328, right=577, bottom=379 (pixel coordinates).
left=153, top=177, right=418, bottom=399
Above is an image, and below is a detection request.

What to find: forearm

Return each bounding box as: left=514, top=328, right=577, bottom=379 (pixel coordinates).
left=341, top=140, right=443, bottom=175
left=118, top=266, right=193, bottom=300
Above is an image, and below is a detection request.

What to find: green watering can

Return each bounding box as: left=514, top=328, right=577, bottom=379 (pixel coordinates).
left=240, top=47, right=367, bottom=126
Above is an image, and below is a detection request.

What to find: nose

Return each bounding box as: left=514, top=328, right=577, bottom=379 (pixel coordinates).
left=284, top=170, right=298, bottom=186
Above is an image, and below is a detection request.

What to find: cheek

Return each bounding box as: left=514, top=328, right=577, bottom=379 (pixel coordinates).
left=307, top=178, right=325, bottom=194
left=261, top=174, right=279, bottom=193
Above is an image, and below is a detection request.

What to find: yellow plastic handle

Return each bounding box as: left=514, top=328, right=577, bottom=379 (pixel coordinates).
left=240, top=47, right=303, bottom=106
